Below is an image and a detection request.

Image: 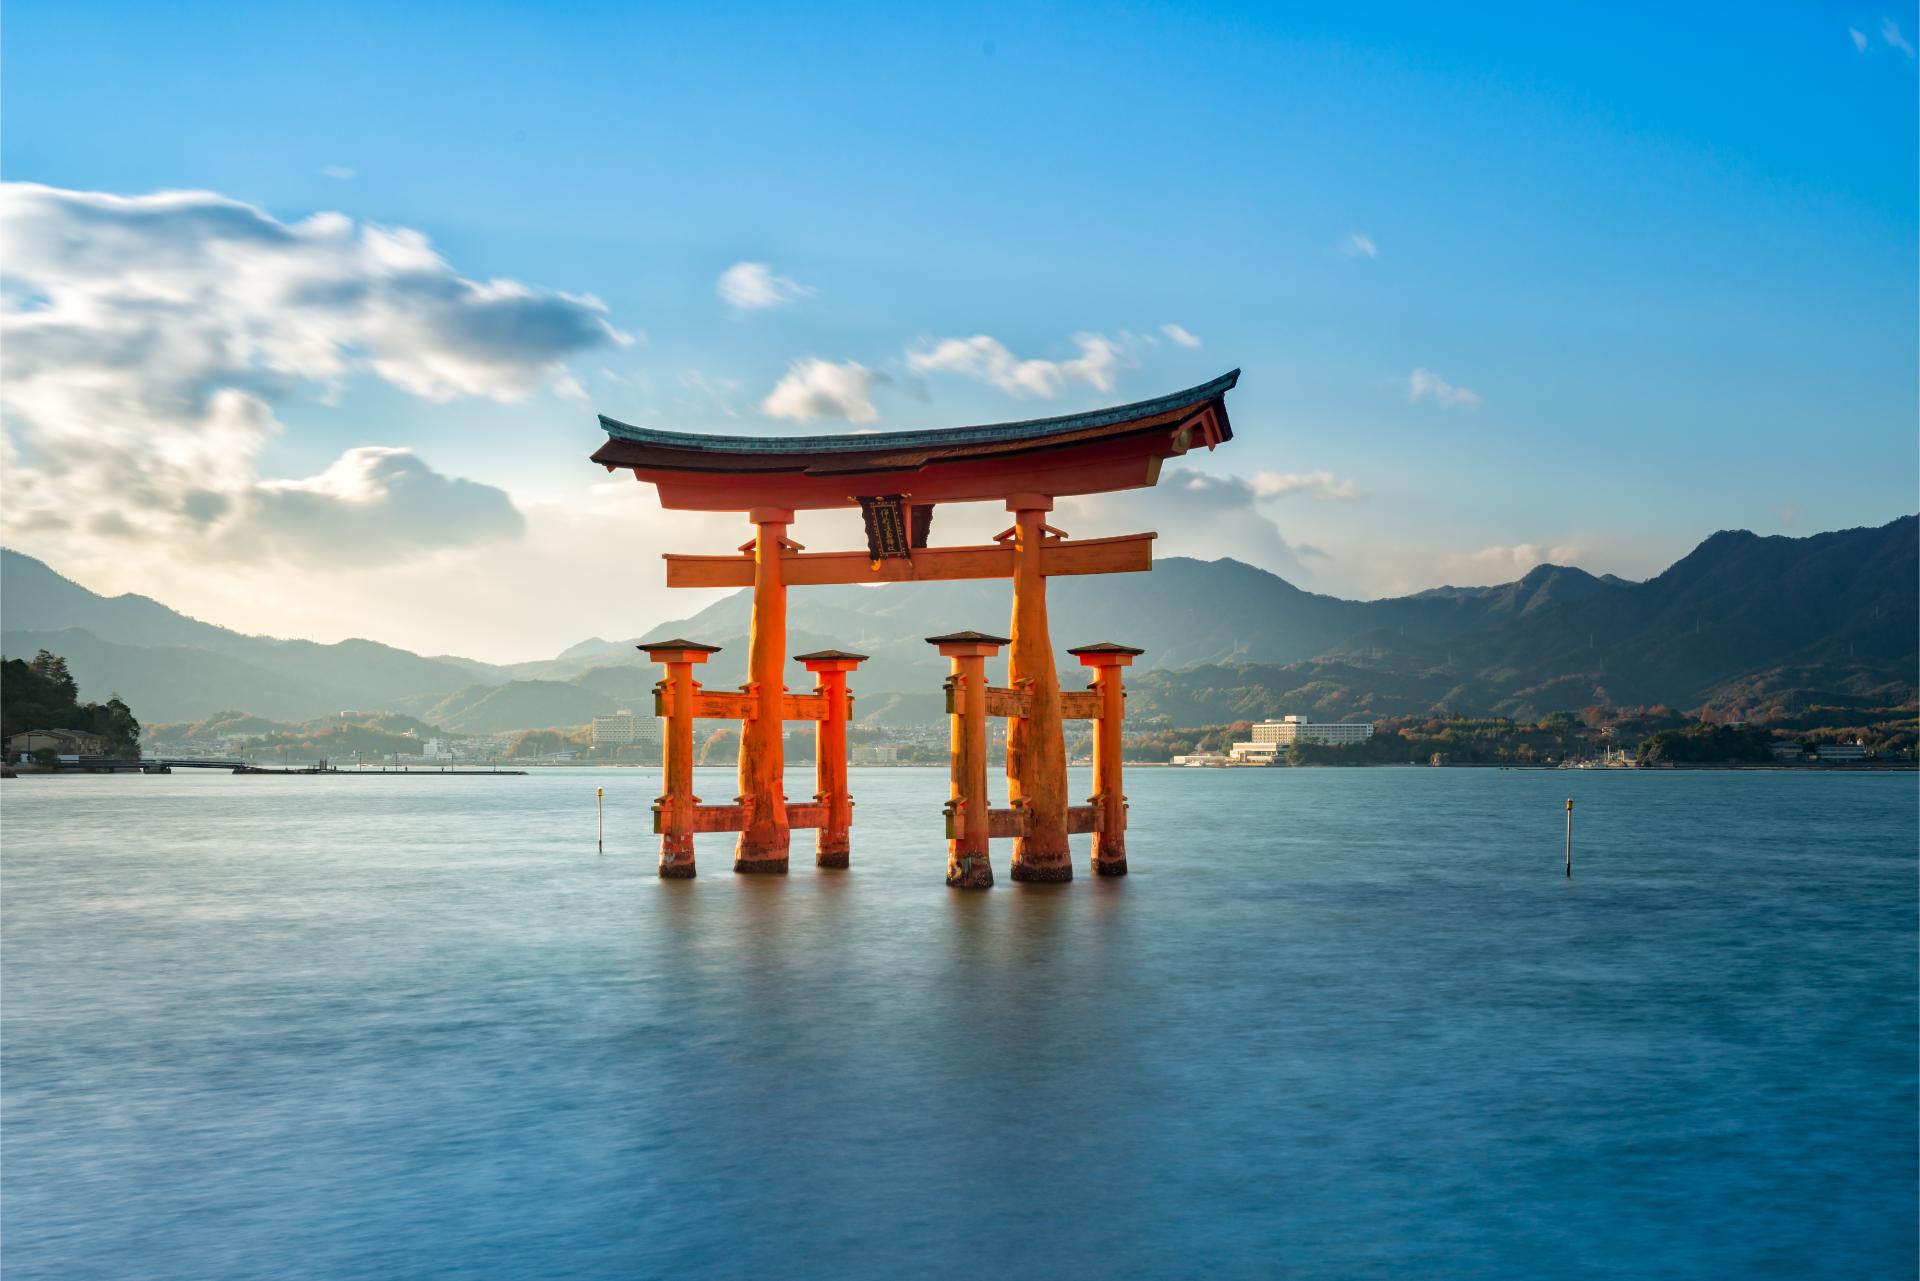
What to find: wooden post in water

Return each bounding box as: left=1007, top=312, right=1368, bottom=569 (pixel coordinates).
left=597, top=786, right=604, bottom=852
left=736, top=507, right=795, bottom=873
left=642, top=639, right=721, bottom=878
left=1071, top=642, right=1145, bottom=876
left=799, top=649, right=867, bottom=868
left=930, top=631, right=1007, bottom=888
left=1005, top=495, right=1071, bottom=882
left=1565, top=797, right=1574, bottom=879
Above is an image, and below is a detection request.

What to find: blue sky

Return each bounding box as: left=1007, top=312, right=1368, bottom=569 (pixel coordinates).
left=3, top=2, right=1915, bottom=659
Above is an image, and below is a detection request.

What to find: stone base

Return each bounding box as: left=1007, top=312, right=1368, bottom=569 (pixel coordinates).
left=1092, top=857, right=1129, bottom=877
left=658, top=861, right=696, bottom=880
left=734, top=856, right=790, bottom=874
left=1010, top=859, right=1073, bottom=883
left=946, top=854, right=994, bottom=889
left=816, top=849, right=850, bottom=869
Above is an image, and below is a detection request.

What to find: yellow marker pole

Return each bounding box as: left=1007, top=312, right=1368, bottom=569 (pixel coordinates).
left=1565, top=797, right=1573, bottom=879
left=598, top=786, right=605, bottom=853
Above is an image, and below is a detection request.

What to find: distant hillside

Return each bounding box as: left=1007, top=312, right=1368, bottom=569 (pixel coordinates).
left=4, top=516, right=1913, bottom=728
left=0, top=549, right=502, bottom=719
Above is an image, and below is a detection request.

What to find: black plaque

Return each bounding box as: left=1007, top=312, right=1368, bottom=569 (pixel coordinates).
left=858, top=495, right=912, bottom=560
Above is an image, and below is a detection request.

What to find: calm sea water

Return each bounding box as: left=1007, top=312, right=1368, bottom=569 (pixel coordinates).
left=2, top=767, right=1914, bottom=1280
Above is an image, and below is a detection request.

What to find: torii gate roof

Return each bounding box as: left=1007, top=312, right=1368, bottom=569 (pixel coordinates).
left=591, top=369, right=1238, bottom=511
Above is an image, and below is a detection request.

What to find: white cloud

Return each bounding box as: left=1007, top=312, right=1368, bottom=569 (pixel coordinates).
left=1342, top=232, right=1380, bottom=259
left=1883, top=17, right=1916, bottom=56
left=320, top=164, right=357, bottom=180
left=1850, top=26, right=1870, bottom=51
left=1250, top=470, right=1361, bottom=501
left=1469, top=543, right=1581, bottom=572
left=1161, top=323, right=1202, bottom=348
left=759, top=357, right=882, bottom=423
left=905, top=332, right=1125, bottom=397
left=716, top=260, right=812, bottom=311
left=0, top=181, right=626, bottom=570
left=1406, top=367, right=1482, bottom=408
left=1059, top=467, right=1316, bottom=582
left=237, top=447, right=523, bottom=564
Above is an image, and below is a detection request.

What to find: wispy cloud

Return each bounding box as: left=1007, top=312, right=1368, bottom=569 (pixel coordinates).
left=1850, top=25, right=1871, bottom=51
left=1470, top=543, right=1581, bottom=572
left=1882, top=17, right=1916, bottom=56
left=717, top=260, right=813, bottom=311
left=1406, top=367, right=1481, bottom=409
left=1341, top=232, right=1379, bottom=259
left=319, top=164, right=356, bottom=181
left=906, top=332, right=1124, bottom=396
left=680, top=369, right=742, bottom=418
left=1161, top=323, right=1202, bottom=348
left=760, top=357, right=882, bottom=423
left=1251, top=470, right=1361, bottom=501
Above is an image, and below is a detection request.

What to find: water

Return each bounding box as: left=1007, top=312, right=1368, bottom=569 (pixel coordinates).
left=2, top=767, right=1914, bottom=1279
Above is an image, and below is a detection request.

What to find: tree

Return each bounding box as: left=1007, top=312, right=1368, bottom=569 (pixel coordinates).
left=28, top=650, right=77, bottom=704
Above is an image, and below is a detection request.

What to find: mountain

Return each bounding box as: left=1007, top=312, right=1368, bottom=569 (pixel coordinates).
left=3, top=516, right=1912, bottom=729
left=0, top=549, right=504, bottom=720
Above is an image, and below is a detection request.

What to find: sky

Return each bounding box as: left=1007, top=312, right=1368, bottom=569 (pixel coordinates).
left=3, top=2, right=1915, bottom=663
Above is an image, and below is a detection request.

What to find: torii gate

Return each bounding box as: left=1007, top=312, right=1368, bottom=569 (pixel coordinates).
left=592, top=369, right=1238, bottom=882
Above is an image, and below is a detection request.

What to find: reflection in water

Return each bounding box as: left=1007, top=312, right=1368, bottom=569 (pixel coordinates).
left=1, top=766, right=1914, bottom=1280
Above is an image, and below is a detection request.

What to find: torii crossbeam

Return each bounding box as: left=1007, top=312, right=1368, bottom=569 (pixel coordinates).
left=594, top=369, right=1238, bottom=880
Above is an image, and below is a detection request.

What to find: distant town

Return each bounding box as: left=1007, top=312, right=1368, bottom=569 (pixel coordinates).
left=6, top=648, right=1912, bottom=775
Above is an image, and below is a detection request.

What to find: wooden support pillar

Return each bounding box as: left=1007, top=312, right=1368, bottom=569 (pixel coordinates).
left=929, top=631, right=1007, bottom=888
left=1071, top=642, right=1145, bottom=876
left=798, top=649, right=867, bottom=868
left=736, top=507, right=794, bottom=873
left=640, top=638, right=721, bottom=878
left=1005, top=495, right=1071, bottom=882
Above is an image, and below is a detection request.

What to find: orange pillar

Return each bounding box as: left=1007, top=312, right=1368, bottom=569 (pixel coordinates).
left=736, top=507, right=793, bottom=873
left=642, top=638, right=720, bottom=878
left=1005, top=495, right=1071, bottom=882
left=799, top=649, right=866, bottom=868
left=1071, top=642, right=1143, bottom=876
left=929, top=631, right=1006, bottom=888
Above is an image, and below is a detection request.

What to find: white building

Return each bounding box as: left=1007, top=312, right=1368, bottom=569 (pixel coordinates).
left=853, top=742, right=907, bottom=765
left=1171, top=752, right=1231, bottom=767
left=1229, top=715, right=1374, bottom=762
left=592, top=710, right=663, bottom=748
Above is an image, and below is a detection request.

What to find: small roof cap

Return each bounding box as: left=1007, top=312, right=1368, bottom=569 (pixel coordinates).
left=637, top=638, right=722, bottom=653
left=1067, top=641, right=1147, bottom=656
left=925, top=629, right=1012, bottom=646
left=794, top=648, right=870, bottom=662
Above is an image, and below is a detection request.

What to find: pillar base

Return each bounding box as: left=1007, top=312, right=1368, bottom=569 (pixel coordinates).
left=659, top=861, right=697, bottom=880
left=1092, top=857, right=1129, bottom=877
left=816, top=849, right=850, bottom=869
left=946, top=855, right=994, bottom=889
left=734, top=856, right=790, bottom=874
left=1010, top=859, right=1073, bottom=883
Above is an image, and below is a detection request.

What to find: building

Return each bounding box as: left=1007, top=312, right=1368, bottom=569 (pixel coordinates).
left=591, top=710, right=663, bottom=748
left=1228, top=715, right=1374, bottom=762
left=1768, top=741, right=1805, bottom=762
left=853, top=742, right=907, bottom=766
left=1171, top=752, right=1230, bottom=767
left=1815, top=742, right=1868, bottom=762
left=8, top=729, right=111, bottom=756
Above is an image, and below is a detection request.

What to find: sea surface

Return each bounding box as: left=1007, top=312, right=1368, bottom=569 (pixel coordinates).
left=2, top=766, right=1914, bottom=1280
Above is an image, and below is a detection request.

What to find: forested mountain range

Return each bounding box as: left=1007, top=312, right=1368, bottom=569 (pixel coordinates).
left=3, top=516, right=1911, bottom=729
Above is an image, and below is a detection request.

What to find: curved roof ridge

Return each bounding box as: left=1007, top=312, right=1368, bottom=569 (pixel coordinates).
left=599, top=369, right=1239, bottom=455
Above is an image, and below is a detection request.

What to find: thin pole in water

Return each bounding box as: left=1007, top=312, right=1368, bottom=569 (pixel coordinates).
left=598, top=786, right=605, bottom=853
left=1564, top=797, right=1574, bottom=879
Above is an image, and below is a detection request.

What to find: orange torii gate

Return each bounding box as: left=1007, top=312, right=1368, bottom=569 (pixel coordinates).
left=595, top=369, right=1238, bottom=883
